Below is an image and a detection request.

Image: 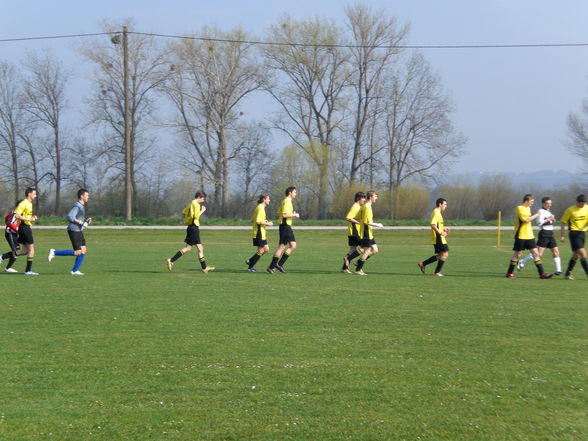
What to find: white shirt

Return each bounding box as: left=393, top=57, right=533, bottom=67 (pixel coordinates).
left=536, top=208, right=554, bottom=231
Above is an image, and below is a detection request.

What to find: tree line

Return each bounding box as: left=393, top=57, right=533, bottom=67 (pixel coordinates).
left=2, top=3, right=587, bottom=220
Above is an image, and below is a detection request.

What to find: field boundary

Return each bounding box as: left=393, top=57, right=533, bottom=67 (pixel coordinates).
left=35, top=225, right=510, bottom=230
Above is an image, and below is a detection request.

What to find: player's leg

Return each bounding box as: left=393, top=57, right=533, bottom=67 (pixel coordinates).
left=433, top=250, right=449, bottom=276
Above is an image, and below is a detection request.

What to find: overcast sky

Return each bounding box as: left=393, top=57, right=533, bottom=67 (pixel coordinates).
left=2, top=0, right=588, bottom=174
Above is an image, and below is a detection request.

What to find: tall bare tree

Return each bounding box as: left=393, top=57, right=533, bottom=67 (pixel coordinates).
left=381, top=52, right=466, bottom=218
left=0, top=61, right=26, bottom=206
left=164, top=27, right=264, bottom=216
left=80, top=21, right=168, bottom=218
left=567, top=98, right=588, bottom=167
left=344, top=3, right=408, bottom=183
left=22, top=51, right=71, bottom=214
left=264, top=15, right=352, bottom=219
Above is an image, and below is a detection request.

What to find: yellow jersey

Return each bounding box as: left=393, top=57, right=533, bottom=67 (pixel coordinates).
left=182, top=200, right=202, bottom=226
left=14, top=198, right=34, bottom=226
left=277, top=197, right=294, bottom=226
left=514, top=205, right=534, bottom=239
left=561, top=204, right=588, bottom=231
left=251, top=203, right=268, bottom=240
left=359, top=202, right=374, bottom=240
left=430, top=207, right=446, bottom=245
left=345, top=202, right=362, bottom=237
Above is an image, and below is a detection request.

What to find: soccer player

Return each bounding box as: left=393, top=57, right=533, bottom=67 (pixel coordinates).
left=560, top=194, right=588, bottom=280
left=166, top=190, right=215, bottom=274
left=267, top=186, right=299, bottom=274
left=417, top=198, right=450, bottom=277
left=341, top=191, right=366, bottom=273
left=246, top=194, right=273, bottom=272
left=355, top=190, right=383, bottom=276
left=505, top=194, right=553, bottom=279
left=517, top=196, right=562, bottom=275
left=47, top=189, right=91, bottom=275
left=1, top=207, right=25, bottom=273
left=7, top=187, right=39, bottom=275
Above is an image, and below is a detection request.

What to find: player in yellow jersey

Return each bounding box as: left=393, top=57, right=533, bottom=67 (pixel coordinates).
left=341, top=191, right=366, bottom=273
left=246, top=194, right=273, bottom=272
left=355, top=190, right=383, bottom=276
left=166, top=190, right=215, bottom=274
left=1, top=187, right=38, bottom=274
left=417, top=198, right=450, bottom=276
left=267, top=186, right=299, bottom=274
left=560, top=194, right=588, bottom=280
left=505, top=194, right=553, bottom=279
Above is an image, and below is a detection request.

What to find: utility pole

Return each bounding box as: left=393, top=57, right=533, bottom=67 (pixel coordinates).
left=123, top=26, right=133, bottom=221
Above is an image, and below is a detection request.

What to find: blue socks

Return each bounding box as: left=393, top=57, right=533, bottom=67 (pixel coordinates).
left=55, top=250, right=75, bottom=256
left=72, top=254, right=85, bottom=272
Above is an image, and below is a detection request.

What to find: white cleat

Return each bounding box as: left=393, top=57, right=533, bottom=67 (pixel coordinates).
left=4, top=268, right=18, bottom=273
left=70, top=270, right=85, bottom=276
left=24, top=271, right=39, bottom=276
left=48, top=249, right=55, bottom=262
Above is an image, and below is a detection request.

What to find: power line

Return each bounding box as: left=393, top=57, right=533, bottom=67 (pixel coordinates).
left=2, top=30, right=588, bottom=50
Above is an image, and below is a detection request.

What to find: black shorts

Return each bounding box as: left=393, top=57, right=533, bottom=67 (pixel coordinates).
left=17, top=224, right=34, bottom=245
left=253, top=238, right=268, bottom=247
left=4, top=231, right=20, bottom=254
left=513, top=238, right=537, bottom=251
left=278, top=224, right=296, bottom=245
left=184, top=225, right=201, bottom=245
left=361, top=238, right=376, bottom=247
left=569, top=230, right=585, bottom=251
left=68, top=230, right=86, bottom=251
left=434, top=243, right=449, bottom=253
left=537, top=230, right=557, bottom=249
left=348, top=235, right=362, bottom=247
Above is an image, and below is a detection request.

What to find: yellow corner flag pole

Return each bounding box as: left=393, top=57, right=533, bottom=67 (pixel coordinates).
left=497, top=210, right=501, bottom=247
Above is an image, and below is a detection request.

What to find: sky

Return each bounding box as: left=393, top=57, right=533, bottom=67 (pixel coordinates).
left=2, top=0, right=588, bottom=175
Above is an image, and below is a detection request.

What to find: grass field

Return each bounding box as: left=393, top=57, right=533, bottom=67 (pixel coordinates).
left=1, top=229, right=587, bottom=441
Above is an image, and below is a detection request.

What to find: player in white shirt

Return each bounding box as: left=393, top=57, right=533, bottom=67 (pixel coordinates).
left=517, top=196, right=562, bottom=275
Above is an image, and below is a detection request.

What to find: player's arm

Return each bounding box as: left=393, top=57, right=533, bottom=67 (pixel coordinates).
left=431, top=223, right=447, bottom=237
left=366, top=221, right=384, bottom=228
left=14, top=205, right=37, bottom=222
left=67, top=206, right=83, bottom=226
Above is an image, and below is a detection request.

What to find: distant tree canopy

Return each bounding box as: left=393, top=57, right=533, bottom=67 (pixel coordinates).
left=0, top=4, right=470, bottom=219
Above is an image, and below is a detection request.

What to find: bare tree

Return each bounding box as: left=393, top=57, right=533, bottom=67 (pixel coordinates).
left=0, top=61, right=26, bottom=206
left=567, top=98, right=588, bottom=167
left=22, top=51, right=71, bottom=214
left=264, top=15, right=352, bottom=219
left=164, top=27, right=264, bottom=216
left=80, top=20, right=169, bottom=218
left=380, top=52, right=466, bottom=218
left=233, top=123, right=275, bottom=215
left=344, top=3, right=408, bottom=183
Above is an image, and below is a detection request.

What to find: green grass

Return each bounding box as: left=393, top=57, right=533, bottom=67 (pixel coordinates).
left=1, top=229, right=587, bottom=441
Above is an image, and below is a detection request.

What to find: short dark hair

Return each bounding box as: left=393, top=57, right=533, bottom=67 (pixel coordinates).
left=523, top=194, right=534, bottom=202
left=25, top=187, right=36, bottom=197
left=285, top=186, right=296, bottom=196
left=436, top=198, right=447, bottom=207
left=257, top=193, right=269, bottom=204
left=195, top=190, right=206, bottom=199
left=78, top=188, right=88, bottom=199
left=541, top=196, right=551, bottom=204
left=577, top=194, right=587, bottom=203
left=366, top=190, right=377, bottom=200
left=354, top=192, right=366, bottom=202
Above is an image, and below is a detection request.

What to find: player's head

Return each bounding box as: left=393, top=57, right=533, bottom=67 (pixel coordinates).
left=257, top=193, right=270, bottom=205
left=522, top=194, right=534, bottom=205
left=285, top=186, right=297, bottom=198
left=195, top=190, right=206, bottom=200
left=576, top=194, right=586, bottom=206
left=366, top=190, right=378, bottom=202
left=25, top=187, right=37, bottom=200
left=541, top=196, right=552, bottom=209
left=78, top=188, right=89, bottom=199
left=354, top=192, right=366, bottom=203
left=436, top=198, right=447, bottom=208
